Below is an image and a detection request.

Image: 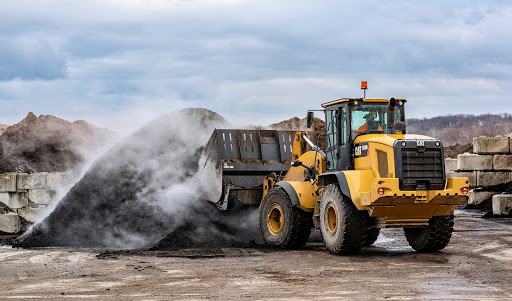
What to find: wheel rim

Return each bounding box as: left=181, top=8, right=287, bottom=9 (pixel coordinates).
left=325, top=203, right=337, bottom=236
left=267, top=203, right=284, bottom=236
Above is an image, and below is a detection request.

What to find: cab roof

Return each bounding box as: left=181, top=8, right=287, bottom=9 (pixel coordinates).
left=321, top=98, right=407, bottom=108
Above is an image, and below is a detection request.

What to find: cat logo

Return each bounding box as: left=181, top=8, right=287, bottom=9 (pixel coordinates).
left=417, top=140, right=425, bottom=147
left=354, top=143, right=369, bottom=158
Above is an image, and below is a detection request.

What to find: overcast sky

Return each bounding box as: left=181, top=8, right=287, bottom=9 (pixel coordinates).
left=1, top=0, right=510, bottom=134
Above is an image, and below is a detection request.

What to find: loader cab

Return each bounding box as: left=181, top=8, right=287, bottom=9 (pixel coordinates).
left=319, top=98, right=406, bottom=171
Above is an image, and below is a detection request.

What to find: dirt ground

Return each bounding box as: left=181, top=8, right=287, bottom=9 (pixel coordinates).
left=1, top=213, right=511, bottom=300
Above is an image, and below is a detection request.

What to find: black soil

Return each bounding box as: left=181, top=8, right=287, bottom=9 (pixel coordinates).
left=0, top=112, right=116, bottom=173
left=15, top=108, right=234, bottom=249
left=150, top=206, right=261, bottom=250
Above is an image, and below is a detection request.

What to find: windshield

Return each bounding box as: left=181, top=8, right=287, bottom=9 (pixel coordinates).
left=351, top=103, right=401, bottom=139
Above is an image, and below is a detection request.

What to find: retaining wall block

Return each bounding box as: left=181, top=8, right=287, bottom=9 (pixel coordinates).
left=28, top=189, right=57, bottom=205
left=47, top=172, right=74, bottom=188
left=468, top=190, right=498, bottom=205
left=457, top=153, right=493, bottom=171
left=476, top=171, right=512, bottom=187
left=17, top=173, right=48, bottom=190
left=473, top=136, right=510, bottom=154
left=17, top=207, right=45, bottom=223
left=448, top=171, right=477, bottom=187
left=0, top=213, right=20, bottom=233
left=0, top=173, right=17, bottom=192
left=493, top=155, right=512, bottom=171
left=0, top=192, right=28, bottom=209
left=445, top=158, right=457, bottom=171
left=492, top=194, right=512, bottom=215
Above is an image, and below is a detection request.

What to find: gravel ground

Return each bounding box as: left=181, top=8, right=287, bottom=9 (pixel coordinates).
left=0, top=215, right=511, bottom=300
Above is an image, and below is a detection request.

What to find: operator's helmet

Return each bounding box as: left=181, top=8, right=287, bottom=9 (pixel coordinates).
left=364, top=112, right=379, bottom=131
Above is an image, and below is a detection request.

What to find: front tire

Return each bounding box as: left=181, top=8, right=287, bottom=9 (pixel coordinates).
left=364, top=228, right=381, bottom=247
left=259, top=187, right=312, bottom=249
left=319, top=184, right=368, bottom=255
left=404, top=214, right=454, bottom=252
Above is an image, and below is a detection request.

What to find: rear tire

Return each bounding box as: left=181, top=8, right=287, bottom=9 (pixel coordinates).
left=319, top=184, right=368, bottom=255
left=364, top=228, right=380, bottom=247
left=404, top=214, right=454, bottom=252
left=259, top=187, right=312, bottom=249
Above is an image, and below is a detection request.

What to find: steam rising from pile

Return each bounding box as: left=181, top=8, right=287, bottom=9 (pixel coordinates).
left=17, top=108, right=261, bottom=249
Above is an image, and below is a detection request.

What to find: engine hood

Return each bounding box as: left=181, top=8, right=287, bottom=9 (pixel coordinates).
left=354, top=133, right=437, bottom=148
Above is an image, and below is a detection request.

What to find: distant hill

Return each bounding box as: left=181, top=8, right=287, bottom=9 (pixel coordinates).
left=407, top=113, right=512, bottom=146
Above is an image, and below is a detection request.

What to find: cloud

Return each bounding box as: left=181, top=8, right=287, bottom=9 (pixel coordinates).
left=0, top=0, right=511, bottom=129
left=0, top=35, right=67, bottom=80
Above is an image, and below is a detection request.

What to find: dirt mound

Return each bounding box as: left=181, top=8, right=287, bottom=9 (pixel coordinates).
left=444, top=142, right=473, bottom=159
left=15, top=108, right=239, bottom=249
left=0, top=113, right=116, bottom=173
left=0, top=123, right=9, bottom=135
left=270, top=117, right=326, bottom=150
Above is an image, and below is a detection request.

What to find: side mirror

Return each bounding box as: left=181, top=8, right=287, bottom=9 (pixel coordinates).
left=393, top=121, right=406, bottom=132
left=306, top=111, right=314, bottom=128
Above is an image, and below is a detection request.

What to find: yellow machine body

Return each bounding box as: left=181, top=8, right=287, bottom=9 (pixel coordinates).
left=262, top=131, right=469, bottom=228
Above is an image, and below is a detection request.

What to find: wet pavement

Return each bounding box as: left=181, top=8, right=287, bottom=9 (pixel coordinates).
left=0, top=215, right=511, bottom=300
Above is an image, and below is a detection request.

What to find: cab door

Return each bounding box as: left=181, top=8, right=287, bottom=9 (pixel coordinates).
left=336, top=106, right=351, bottom=170
left=325, top=108, right=338, bottom=171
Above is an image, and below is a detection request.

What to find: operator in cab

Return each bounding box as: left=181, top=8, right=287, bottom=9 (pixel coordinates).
left=354, top=112, right=382, bottom=136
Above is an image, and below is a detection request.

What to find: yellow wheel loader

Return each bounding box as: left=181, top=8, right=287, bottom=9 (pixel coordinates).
left=199, top=94, right=468, bottom=255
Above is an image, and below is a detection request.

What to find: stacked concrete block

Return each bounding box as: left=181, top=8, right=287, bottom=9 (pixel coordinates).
left=451, top=137, right=512, bottom=188
left=457, top=153, right=493, bottom=171
left=469, top=190, right=498, bottom=206
left=477, top=172, right=512, bottom=187
left=0, top=171, right=74, bottom=234
left=28, top=189, right=57, bottom=205
left=0, top=213, right=20, bottom=233
left=445, top=158, right=457, bottom=171
left=473, top=136, right=510, bottom=154
left=449, top=137, right=512, bottom=211
left=493, top=155, right=512, bottom=171
left=47, top=172, right=74, bottom=188
left=17, top=173, right=48, bottom=190
left=492, top=194, right=512, bottom=215
left=0, top=173, right=17, bottom=192
left=0, top=192, right=27, bottom=209
left=18, top=207, right=46, bottom=223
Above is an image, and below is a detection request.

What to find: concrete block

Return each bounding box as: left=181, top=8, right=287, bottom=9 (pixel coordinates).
left=17, top=173, right=48, bottom=190
left=0, top=173, right=17, bottom=192
left=0, top=213, right=20, bottom=233
left=468, top=190, right=497, bottom=205
left=0, top=192, right=28, bottom=209
left=445, top=159, right=457, bottom=171
left=47, top=172, right=74, bottom=188
left=457, top=153, right=493, bottom=171
left=473, top=136, right=510, bottom=154
left=28, top=189, right=57, bottom=205
left=477, top=171, right=512, bottom=187
left=492, top=194, right=512, bottom=215
left=447, top=171, right=477, bottom=188
left=493, top=155, right=512, bottom=171
left=17, top=207, right=45, bottom=223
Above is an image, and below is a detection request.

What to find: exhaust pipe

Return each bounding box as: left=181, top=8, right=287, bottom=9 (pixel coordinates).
left=386, top=98, right=396, bottom=134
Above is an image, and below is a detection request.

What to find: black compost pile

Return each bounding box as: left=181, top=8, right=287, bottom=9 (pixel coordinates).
left=0, top=112, right=116, bottom=174
left=15, top=108, right=250, bottom=249
left=150, top=207, right=261, bottom=250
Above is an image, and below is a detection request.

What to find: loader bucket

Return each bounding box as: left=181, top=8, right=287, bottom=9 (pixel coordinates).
left=198, top=129, right=317, bottom=210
